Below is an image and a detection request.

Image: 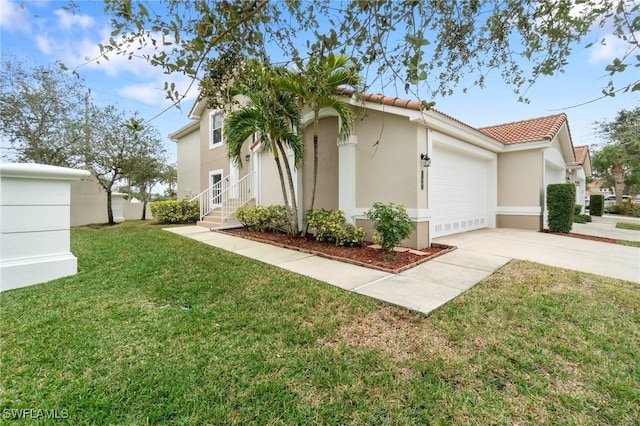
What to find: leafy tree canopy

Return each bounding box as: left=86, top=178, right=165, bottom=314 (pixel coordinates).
left=0, top=56, right=89, bottom=166
left=592, top=105, right=640, bottom=197
left=69, top=0, right=639, bottom=108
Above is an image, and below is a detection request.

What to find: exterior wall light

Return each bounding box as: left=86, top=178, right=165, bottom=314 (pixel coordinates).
left=420, top=153, right=431, bottom=167
left=245, top=154, right=251, bottom=162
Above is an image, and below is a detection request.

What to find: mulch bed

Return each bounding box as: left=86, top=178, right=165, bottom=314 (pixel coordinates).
left=541, top=230, right=618, bottom=244
left=220, top=228, right=455, bottom=273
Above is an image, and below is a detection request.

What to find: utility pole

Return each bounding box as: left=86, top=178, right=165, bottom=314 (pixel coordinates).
left=84, top=89, right=91, bottom=148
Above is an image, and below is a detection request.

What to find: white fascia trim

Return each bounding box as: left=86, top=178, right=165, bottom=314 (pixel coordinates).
left=188, top=97, right=206, bottom=120
left=353, top=208, right=431, bottom=222
left=169, top=120, right=200, bottom=142
left=496, top=206, right=542, bottom=215
left=501, top=140, right=550, bottom=152
left=414, top=111, right=505, bottom=153
left=432, top=131, right=497, bottom=161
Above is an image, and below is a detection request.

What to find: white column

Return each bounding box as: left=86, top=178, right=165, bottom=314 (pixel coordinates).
left=1, top=163, right=90, bottom=291
left=339, top=135, right=358, bottom=224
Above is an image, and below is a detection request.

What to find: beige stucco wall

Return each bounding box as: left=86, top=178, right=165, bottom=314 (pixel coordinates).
left=176, top=125, right=201, bottom=199
left=355, top=110, right=419, bottom=209
left=259, top=151, right=290, bottom=207
left=200, top=108, right=230, bottom=189
left=496, top=214, right=540, bottom=230
left=199, top=107, right=254, bottom=190
left=497, top=149, right=543, bottom=207
left=356, top=218, right=429, bottom=250
left=70, top=176, right=153, bottom=226
left=302, top=117, right=339, bottom=211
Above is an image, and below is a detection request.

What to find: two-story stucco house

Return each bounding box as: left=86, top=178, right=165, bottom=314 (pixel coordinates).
left=170, top=90, right=591, bottom=249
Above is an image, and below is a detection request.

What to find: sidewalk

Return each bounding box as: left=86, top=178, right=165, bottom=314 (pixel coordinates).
left=572, top=215, right=640, bottom=242
left=164, top=226, right=509, bottom=315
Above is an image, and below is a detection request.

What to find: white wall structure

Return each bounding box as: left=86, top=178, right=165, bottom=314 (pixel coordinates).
left=0, top=163, right=90, bottom=292
left=111, top=193, right=126, bottom=223
left=69, top=175, right=153, bottom=226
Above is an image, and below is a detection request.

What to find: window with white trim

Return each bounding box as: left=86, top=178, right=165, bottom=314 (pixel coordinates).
left=209, top=111, right=223, bottom=149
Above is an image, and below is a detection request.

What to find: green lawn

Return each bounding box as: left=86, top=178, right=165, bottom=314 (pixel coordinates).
left=1, top=221, right=638, bottom=424
left=616, top=222, right=640, bottom=231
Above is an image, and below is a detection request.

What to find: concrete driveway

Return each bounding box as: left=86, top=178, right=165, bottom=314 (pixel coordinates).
left=434, top=227, right=640, bottom=283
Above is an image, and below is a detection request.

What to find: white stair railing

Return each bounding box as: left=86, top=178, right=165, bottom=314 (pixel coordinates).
left=191, top=177, right=229, bottom=220
left=191, top=171, right=255, bottom=221
left=220, top=171, right=255, bottom=220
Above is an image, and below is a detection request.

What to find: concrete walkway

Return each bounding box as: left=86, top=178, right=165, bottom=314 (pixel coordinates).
left=164, top=226, right=509, bottom=315
left=165, top=222, right=639, bottom=315
left=572, top=214, right=640, bottom=242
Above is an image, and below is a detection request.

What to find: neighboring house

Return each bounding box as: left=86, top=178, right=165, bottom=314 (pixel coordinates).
left=586, top=179, right=613, bottom=196
left=170, top=90, right=591, bottom=249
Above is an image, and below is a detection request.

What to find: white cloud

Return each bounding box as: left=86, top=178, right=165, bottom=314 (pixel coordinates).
left=116, top=73, right=198, bottom=109
left=0, top=0, right=31, bottom=32
left=589, top=34, right=636, bottom=63
left=54, top=9, right=95, bottom=30
left=35, top=35, right=52, bottom=55
left=117, top=82, right=167, bottom=106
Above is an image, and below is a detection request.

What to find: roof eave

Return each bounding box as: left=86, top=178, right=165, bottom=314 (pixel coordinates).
left=169, top=120, right=200, bottom=142
left=501, top=140, right=552, bottom=151
left=412, top=112, right=505, bottom=153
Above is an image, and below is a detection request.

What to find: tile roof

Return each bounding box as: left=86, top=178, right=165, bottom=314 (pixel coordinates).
left=336, top=88, right=423, bottom=111
left=336, top=88, right=575, bottom=150
left=477, top=113, right=568, bottom=145
left=336, top=88, right=488, bottom=139
left=573, top=145, right=589, bottom=165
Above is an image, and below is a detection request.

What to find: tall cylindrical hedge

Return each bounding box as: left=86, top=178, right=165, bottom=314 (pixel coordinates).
left=547, top=183, right=575, bottom=233
left=589, top=194, right=605, bottom=217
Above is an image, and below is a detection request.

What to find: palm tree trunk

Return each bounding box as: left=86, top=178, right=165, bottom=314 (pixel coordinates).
left=304, top=114, right=320, bottom=235
left=612, top=163, right=626, bottom=207
left=271, top=141, right=294, bottom=235
left=277, top=139, right=299, bottom=235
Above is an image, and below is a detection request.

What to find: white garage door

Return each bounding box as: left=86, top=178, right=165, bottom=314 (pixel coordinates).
left=430, top=143, right=491, bottom=238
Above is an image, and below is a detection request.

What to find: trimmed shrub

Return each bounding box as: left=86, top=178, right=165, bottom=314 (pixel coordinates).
left=236, top=205, right=288, bottom=232
left=589, top=194, right=605, bottom=216
left=574, top=204, right=583, bottom=216
left=365, top=202, right=415, bottom=252
left=547, top=183, right=575, bottom=233
left=150, top=199, right=199, bottom=224
left=573, top=214, right=591, bottom=223
left=306, top=209, right=365, bottom=247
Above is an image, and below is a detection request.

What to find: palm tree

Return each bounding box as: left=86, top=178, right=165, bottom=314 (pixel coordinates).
left=282, top=53, right=362, bottom=234
left=224, top=64, right=304, bottom=235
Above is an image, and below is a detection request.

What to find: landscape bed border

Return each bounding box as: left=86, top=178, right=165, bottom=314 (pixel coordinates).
left=218, top=229, right=456, bottom=273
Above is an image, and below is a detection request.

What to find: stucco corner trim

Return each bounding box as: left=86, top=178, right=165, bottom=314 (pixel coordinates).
left=496, top=206, right=542, bottom=215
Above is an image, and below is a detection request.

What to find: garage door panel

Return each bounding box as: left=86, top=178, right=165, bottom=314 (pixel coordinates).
left=430, top=143, right=490, bottom=237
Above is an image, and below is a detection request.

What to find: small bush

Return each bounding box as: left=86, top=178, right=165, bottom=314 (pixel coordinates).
left=306, top=209, right=365, bottom=247
left=236, top=205, right=288, bottom=232
left=365, top=202, right=415, bottom=252
left=573, top=214, right=591, bottom=223
left=547, top=184, right=575, bottom=233
left=150, top=200, right=200, bottom=224
left=573, top=216, right=587, bottom=224
left=590, top=194, right=604, bottom=216
left=574, top=204, right=583, bottom=216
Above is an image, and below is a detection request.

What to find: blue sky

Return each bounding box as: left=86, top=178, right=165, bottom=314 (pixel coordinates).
left=2, top=0, right=638, bottom=164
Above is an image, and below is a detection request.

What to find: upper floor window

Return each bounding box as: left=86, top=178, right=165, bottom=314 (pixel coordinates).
left=209, top=112, right=223, bottom=149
